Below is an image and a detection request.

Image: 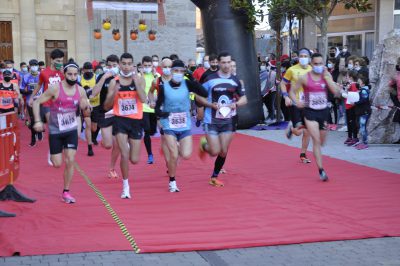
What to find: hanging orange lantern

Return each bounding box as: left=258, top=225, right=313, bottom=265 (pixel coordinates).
left=148, top=30, right=157, bottom=41
left=138, top=19, right=147, bottom=31
left=112, top=29, right=121, bottom=41
left=130, top=29, right=139, bottom=40
left=102, top=18, right=111, bottom=30
left=93, top=29, right=102, bottom=39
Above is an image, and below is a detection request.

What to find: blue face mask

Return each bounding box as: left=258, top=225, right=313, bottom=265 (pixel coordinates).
left=162, top=68, right=171, bottom=76
left=313, top=65, right=324, bottom=74
left=172, top=73, right=184, bottom=83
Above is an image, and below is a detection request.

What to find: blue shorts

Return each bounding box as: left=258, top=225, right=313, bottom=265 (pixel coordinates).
left=203, top=123, right=235, bottom=136
left=163, top=129, right=191, bottom=141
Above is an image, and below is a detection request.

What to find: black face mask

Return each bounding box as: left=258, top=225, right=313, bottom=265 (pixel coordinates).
left=4, top=76, right=11, bottom=82
left=189, top=66, right=196, bottom=72
left=66, top=79, right=77, bottom=86
left=83, top=72, right=94, bottom=80
left=396, top=65, right=400, bottom=72
left=210, top=65, right=219, bottom=71
left=329, top=53, right=336, bottom=58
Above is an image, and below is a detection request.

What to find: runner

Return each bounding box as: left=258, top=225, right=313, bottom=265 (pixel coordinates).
left=155, top=59, right=208, bottom=192
left=92, top=54, right=121, bottom=178
left=29, top=49, right=65, bottom=165
left=141, top=56, right=159, bottom=164
left=198, top=52, right=247, bottom=187
left=289, top=53, right=342, bottom=181
left=103, top=53, right=146, bottom=199
left=0, top=70, right=21, bottom=114
left=80, top=62, right=96, bottom=156
left=32, top=60, right=91, bottom=203
left=280, top=48, right=312, bottom=163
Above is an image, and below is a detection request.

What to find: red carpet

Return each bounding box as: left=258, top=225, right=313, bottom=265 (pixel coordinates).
left=1, top=123, right=399, bottom=256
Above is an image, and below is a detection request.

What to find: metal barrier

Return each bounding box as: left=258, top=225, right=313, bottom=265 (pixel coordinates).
left=0, top=111, right=35, bottom=217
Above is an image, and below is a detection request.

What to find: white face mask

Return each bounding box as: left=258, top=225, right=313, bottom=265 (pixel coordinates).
left=143, top=67, right=152, bottom=74
left=299, top=57, right=309, bottom=66
left=22, top=67, right=28, bottom=72
left=111, top=66, right=119, bottom=76
left=7, top=68, right=13, bottom=73
left=119, top=70, right=133, bottom=78
left=31, top=66, right=39, bottom=72
left=347, top=64, right=353, bottom=70
left=327, top=63, right=333, bottom=69
left=342, top=48, right=348, bottom=53
left=152, top=61, right=159, bottom=67
left=260, top=65, right=267, bottom=71
left=313, top=65, right=324, bottom=74
left=203, top=61, right=210, bottom=69
left=355, top=66, right=361, bottom=71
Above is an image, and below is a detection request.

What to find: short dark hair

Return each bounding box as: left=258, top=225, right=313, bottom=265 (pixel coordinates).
left=121, top=53, right=134, bottom=61
left=358, top=74, right=369, bottom=86
left=38, top=61, right=45, bottom=66
left=142, top=56, right=152, bottom=63
left=311, top=53, right=323, bottom=60
left=106, top=54, right=119, bottom=64
left=63, top=59, right=79, bottom=73
left=161, top=56, right=170, bottom=61
left=50, top=49, right=65, bottom=60
left=217, top=52, right=231, bottom=61
left=209, top=54, right=218, bottom=61
left=170, top=54, right=179, bottom=61
left=152, top=55, right=159, bottom=59
left=4, top=60, right=13, bottom=65
left=348, top=70, right=359, bottom=81
left=20, top=62, right=27, bottom=67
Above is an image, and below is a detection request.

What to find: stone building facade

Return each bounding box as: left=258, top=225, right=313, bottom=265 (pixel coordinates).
left=0, top=0, right=197, bottom=66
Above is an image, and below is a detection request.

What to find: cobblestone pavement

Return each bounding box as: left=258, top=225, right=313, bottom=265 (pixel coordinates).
left=2, top=129, right=399, bottom=266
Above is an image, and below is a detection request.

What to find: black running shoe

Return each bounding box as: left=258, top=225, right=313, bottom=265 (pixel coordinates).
left=319, top=170, right=329, bottom=182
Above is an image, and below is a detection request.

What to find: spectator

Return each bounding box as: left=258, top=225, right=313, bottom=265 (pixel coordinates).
left=338, top=45, right=351, bottom=60
left=354, top=74, right=371, bottom=150
left=354, top=57, right=369, bottom=80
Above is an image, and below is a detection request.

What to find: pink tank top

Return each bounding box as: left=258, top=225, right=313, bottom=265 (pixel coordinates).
left=49, top=82, right=80, bottom=134
left=304, top=72, right=328, bottom=110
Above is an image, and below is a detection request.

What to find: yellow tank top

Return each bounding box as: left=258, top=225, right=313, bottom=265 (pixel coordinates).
left=81, top=76, right=99, bottom=107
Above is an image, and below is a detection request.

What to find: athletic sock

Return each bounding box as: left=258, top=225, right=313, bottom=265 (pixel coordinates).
left=169, top=176, right=175, bottom=182
left=122, top=179, right=129, bottom=188
left=212, top=155, right=226, bottom=178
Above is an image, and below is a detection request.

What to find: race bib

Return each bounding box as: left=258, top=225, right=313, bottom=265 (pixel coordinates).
left=0, top=97, right=13, bottom=106
left=309, top=92, right=327, bottom=110
left=118, top=98, right=138, bottom=116
left=168, top=112, right=187, bottom=129
left=216, top=106, right=233, bottom=119
left=57, top=112, right=77, bottom=131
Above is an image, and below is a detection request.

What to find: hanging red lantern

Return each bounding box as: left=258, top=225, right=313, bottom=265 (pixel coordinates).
left=93, top=29, right=102, bottom=39
left=112, top=29, right=121, bottom=41
left=130, top=29, right=139, bottom=40
left=148, top=30, right=157, bottom=41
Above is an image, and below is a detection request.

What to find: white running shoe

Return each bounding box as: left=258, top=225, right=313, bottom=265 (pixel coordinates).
left=121, top=186, right=131, bottom=199
left=169, top=181, right=180, bottom=192
left=47, top=152, right=53, bottom=166
left=337, top=125, right=348, bottom=132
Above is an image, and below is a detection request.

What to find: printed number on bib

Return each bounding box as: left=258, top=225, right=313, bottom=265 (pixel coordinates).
left=0, top=97, right=13, bottom=106
left=118, top=98, right=137, bottom=116
left=169, top=112, right=187, bottom=129
left=57, top=112, right=77, bottom=131
left=309, top=92, right=327, bottom=110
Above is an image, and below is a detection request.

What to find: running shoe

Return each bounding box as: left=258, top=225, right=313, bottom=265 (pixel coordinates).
left=209, top=177, right=224, bottom=187
left=121, top=186, right=131, bottom=199
left=29, top=140, right=36, bottom=147
left=93, top=139, right=98, bottom=145
left=319, top=170, right=329, bottom=182
left=344, top=137, right=352, bottom=145
left=62, top=192, right=76, bottom=204
left=300, top=155, right=311, bottom=164
left=195, top=120, right=201, bottom=127
left=199, top=137, right=208, bottom=161
left=338, top=125, right=348, bottom=132
left=169, top=181, right=180, bottom=192
left=350, top=138, right=360, bottom=147
left=88, top=145, right=94, bottom=156
left=356, top=143, right=368, bottom=150
left=147, top=154, right=154, bottom=164
left=37, top=132, right=43, bottom=141
left=219, top=169, right=227, bottom=174
left=285, top=121, right=293, bottom=139
left=108, top=169, right=119, bottom=179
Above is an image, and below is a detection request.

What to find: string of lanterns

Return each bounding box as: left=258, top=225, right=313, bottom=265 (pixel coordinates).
left=93, top=17, right=157, bottom=41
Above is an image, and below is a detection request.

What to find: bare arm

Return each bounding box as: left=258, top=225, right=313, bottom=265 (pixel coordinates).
left=289, top=75, right=306, bottom=108
left=323, top=69, right=341, bottom=97
left=92, top=72, right=113, bottom=97
left=78, top=86, right=92, bottom=117
left=133, top=74, right=147, bottom=103
left=148, top=78, right=158, bottom=108
left=32, top=84, right=57, bottom=132
left=29, top=79, right=43, bottom=106
left=103, top=79, right=117, bottom=111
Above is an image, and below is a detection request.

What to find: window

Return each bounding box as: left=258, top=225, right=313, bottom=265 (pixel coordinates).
left=365, top=32, right=374, bottom=61
left=395, top=0, right=400, bottom=10
left=328, top=36, right=343, bottom=50
left=395, top=15, right=400, bottom=29
left=346, top=34, right=362, bottom=57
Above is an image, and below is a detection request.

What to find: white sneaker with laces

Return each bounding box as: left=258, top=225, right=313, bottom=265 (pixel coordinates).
left=169, top=181, right=180, bottom=192
left=121, top=186, right=131, bottom=199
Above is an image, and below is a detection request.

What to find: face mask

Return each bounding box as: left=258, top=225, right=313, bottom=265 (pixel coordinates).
left=355, top=66, right=361, bottom=71
left=4, top=76, right=11, bottom=82
left=103, top=67, right=108, bottom=73
left=189, top=66, right=196, bottom=72
left=152, top=61, right=159, bottom=67
left=95, top=70, right=103, bottom=76
left=66, top=79, right=76, bottom=86
left=7, top=68, right=13, bottom=73
left=172, top=73, right=184, bottom=83
left=312, top=65, right=324, bottom=74
left=162, top=68, right=171, bottom=76
left=327, top=63, right=333, bottom=69
left=54, top=63, right=63, bottom=70
left=210, top=65, right=218, bottom=71
left=342, top=49, right=348, bottom=53
left=119, top=70, right=133, bottom=78
left=299, top=57, right=309, bottom=66
left=396, top=65, right=400, bottom=72
left=83, top=72, right=94, bottom=80
left=22, top=67, right=28, bottom=72
left=31, top=66, right=39, bottom=72
left=347, top=64, right=353, bottom=70
left=111, top=66, right=119, bottom=76
left=329, top=53, right=336, bottom=58
left=260, top=65, right=267, bottom=71
left=143, top=67, right=152, bottom=74
left=203, top=61, right=210, bottom=69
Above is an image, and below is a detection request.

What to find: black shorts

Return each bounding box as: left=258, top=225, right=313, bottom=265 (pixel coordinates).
left=98, top=113, right=114, bottom=128
left=0, top=108, right=15, bottom=114
left=203, top=122, right=236, bottom=135
left=49, top=130, right=78, bottom=155
left=289, top=105, right=305, bottom=127
left=142, top=112, right=157, bottom=135
left=113, top=116, right=143, bottom=140
left=90, top=106, right=101, bottom=123
left=303, top=108, right=330, bottom=130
